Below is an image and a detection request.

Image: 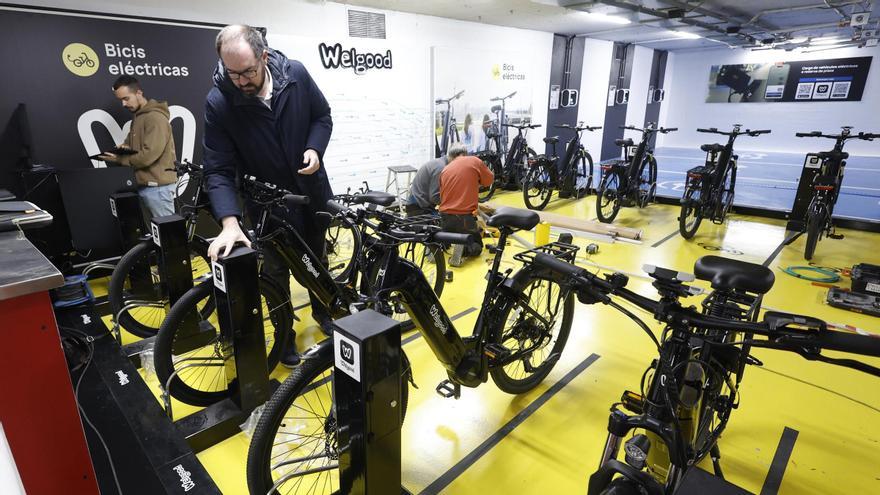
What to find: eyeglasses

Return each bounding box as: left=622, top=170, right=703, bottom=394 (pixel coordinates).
left=226, top=65, right=259, bottom=80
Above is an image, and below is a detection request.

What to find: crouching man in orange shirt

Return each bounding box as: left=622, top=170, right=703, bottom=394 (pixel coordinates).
left=439, top=152, right=494, bottom=266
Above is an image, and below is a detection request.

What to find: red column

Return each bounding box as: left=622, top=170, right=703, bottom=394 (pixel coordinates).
left=0, top=291, right=99, bottom=494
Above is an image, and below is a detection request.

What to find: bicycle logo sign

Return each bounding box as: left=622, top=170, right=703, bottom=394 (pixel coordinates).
left=62, top=43, right=100, bottom=77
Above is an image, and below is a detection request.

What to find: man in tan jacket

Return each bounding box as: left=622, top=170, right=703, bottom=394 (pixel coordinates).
left=99, top=76, right=178, bottom=217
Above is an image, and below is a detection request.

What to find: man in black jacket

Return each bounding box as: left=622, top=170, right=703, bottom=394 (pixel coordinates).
left=203, top=24, right=333, bottom=366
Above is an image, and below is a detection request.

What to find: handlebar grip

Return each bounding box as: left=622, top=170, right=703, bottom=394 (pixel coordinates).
left=434, top=99, right=443, bottom=105
left=696, top=128, right=712, bottom=133
left=433, top=231, right=473, bottom=245
left=531, top=124, right=543, bottom=129
left=533, top=253, right=587, bottom=278
left=752, top=129, right=772, bottom=134
left=284, top=194, right=310, bottom=208
left=326, top=200, right=347, bottom=215
left=860, top=132, right=879, bottom=139
left=454, top=90, right=465, bottom=99
left=662, top=127, right=678, bottom=133
left=814, top=331, right=880, bottom=357
left=795, top=132, right=810, bottom=137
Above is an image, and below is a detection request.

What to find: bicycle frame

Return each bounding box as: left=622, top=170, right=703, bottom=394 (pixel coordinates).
left=363, top=226, right=570, bottom=388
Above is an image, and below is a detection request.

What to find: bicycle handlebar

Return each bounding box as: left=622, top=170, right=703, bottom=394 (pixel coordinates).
left=556, top=123, right=602, bottom=132
left=241, top=175, right=310, bottom=206
left=326, top=199, right=471, bottom=247
left=531, top=253, right=880, bottom=362
left=434, top=90, right=464, bottom=105
left=503, top=123, right=542, bottom=130
left=620, top=124, right=674, bottom=134
left=490, top=91, right=517, bottom=102
left=796, top=130, right=878, bottom=141
left=697, top=127, right=770, bottom=137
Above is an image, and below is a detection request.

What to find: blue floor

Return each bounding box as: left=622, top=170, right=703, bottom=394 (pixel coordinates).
left=650, top=146, right=880, bottom=222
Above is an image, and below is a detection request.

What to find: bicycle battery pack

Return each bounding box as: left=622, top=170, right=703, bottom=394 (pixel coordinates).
left=827, top=288, right=880, bottom=317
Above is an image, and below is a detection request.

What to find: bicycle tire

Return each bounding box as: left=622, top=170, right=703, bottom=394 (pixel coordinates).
left=636, top=158, right=654, bottom=208
left=679, top=185, right=703, bottom=240
left=108, top=241, right=212, bottom=338
left=804, top=202, right=825, bottom=261
left=575, top=150, right=594, bottom=198
left=478, top=152, right=502, bottom=202
left=325, top=218, right=359, bottom=282
left=648, top=155, right=658, bottom=203
left=153, top=277, right=291, bottom=406
left=490, top=275, right=574, bottom=394
left=246, top=349, right=410, bottom=495
left=719, top=163, right=736, bottom=220
left=522, top=161, right=553, bottom=210
left=596, top=171, right=621, bottom=223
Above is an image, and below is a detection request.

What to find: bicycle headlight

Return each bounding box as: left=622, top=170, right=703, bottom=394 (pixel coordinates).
left=624, top=434, right=651, bottom=470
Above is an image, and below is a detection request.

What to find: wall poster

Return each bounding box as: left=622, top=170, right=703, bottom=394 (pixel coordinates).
left=705, top=56, right=872, bottom=103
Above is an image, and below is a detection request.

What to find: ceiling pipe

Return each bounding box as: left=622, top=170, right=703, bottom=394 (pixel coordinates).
left=568, top=0, right=753, bottom=44
left=659, top=0, right=777, bottom=32
left=743, top=1, right=864, bottom=28
left=823, top=0, right=850, bottom=19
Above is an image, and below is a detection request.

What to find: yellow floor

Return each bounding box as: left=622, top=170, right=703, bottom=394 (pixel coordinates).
left=96, top=190, right=880, bottom=494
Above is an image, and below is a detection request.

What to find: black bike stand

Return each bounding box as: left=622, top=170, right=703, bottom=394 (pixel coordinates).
left=785, top=153, right=823, bottom=232
left=117, top=214, right=207, bottom=367
left=331, top=310, right=411, bottom=495
left=173, top=246, right=275, bottom=453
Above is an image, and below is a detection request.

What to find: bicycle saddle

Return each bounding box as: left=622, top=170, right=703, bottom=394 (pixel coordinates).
left=816, top=150, right=848, bottom=161
left=700, top=143, right=724, bottom=153
left=543, top=136, right=559, bottom=145
left=491, top=105, right=502, bottom=113
left=352, top=191, right=395, bottom=207
left=487, top=206, right=540, bottom=231
left=694, top=255, right=775, bottom=295
left=614, top=138, right=634, bottom=147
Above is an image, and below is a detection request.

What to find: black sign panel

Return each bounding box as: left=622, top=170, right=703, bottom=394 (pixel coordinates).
left=706, top=56, right=872, bottom=103
left=0, top=8, right=220, bottom=172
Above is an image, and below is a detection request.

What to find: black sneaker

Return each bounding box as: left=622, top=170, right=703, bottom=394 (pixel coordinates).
left=280, top=338, right=301, bottom=368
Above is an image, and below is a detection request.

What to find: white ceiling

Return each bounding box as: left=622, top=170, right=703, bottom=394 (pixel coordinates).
left=333, top=0, right=879, bottom=51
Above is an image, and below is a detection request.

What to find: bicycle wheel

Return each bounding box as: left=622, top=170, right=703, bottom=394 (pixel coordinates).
left=679, top=185, right=703, bottom=240
left=575, top=150, right=594, bottom=198
left=490, top=275, right=574, bottom=394
left=522, top=162, right=553, bottom=210
left=108, top=241, right=212, bottom=338
left=246, top=350, right=410, bottom=495
left=596, top=170, right=621, bottom=223
left=636, top=158, right=654, bottom=208
left=153, top=277, right=292, bottom=406
left=478, top=152, right=502, bottom=202
left=804, top=202, right=825, bottom=260
left=718, top=163, right=736, bottom=220
left=325, top=218, right=358, bottom=282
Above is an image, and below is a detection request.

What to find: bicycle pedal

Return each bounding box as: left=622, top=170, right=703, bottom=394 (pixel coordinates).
left=828, top=233, right=844, bottom=240
left=435, top=379, right=461, bottom=399
left=620, top=390, right=644, bottom=414
left=483, top=343, right=512, bottom=364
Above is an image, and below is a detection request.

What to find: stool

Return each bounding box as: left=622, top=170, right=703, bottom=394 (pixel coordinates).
left=385, top=165, right=418, bottom=214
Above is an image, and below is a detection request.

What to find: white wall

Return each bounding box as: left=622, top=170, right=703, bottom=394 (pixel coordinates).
left=625, top=45, right=654, bottom=130
left=659, top=44, right=880, bottom=156
left=23, top=0, right=553, bottom=191
left=578, top=38, right=614, bottom=155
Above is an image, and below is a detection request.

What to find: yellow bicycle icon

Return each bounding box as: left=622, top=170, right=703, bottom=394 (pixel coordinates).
left=62, top=43, right=99, bottom=76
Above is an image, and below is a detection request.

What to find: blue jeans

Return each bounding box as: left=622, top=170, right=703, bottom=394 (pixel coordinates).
left=139, top=183, right=176, bottom=218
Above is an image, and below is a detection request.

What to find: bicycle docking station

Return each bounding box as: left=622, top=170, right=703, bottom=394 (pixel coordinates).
left=83, top=192, right=148, bottom=314
left=173, top=245, right=275, bottom=453
left=786, top=152, right=825, bottom=232
left=332, top=310, right=410, bottom=494
left=117, top=214, right=206, bottom=367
